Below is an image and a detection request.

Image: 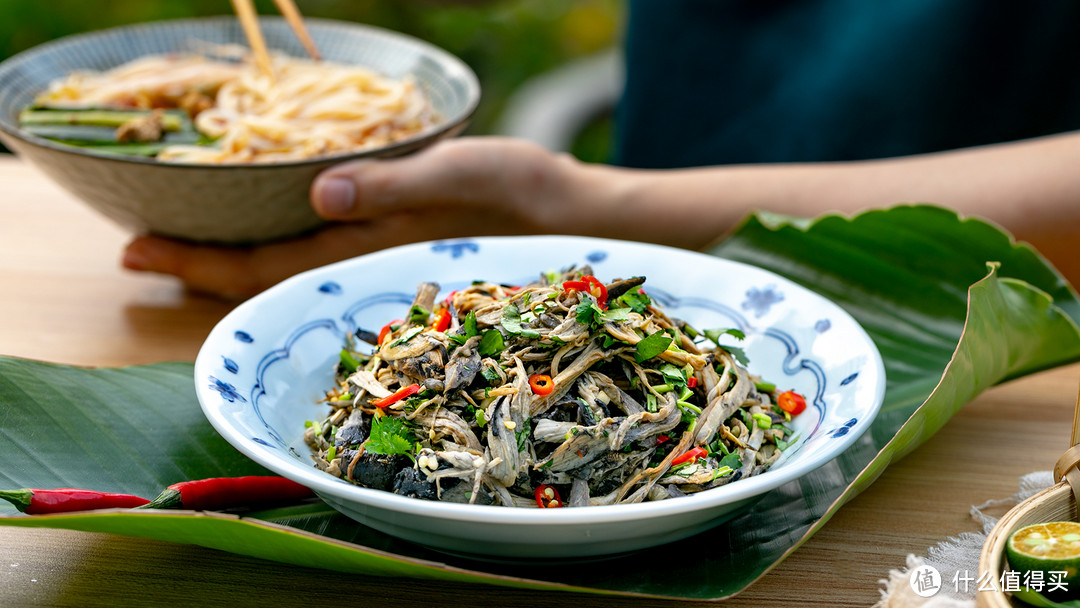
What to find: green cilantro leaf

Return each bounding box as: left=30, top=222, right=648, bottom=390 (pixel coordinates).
left=703, top=327, right=746, bottom=344
left=575, top=301, right=603, bottom=327
left=599, top=307, right=630, bottom=322
left=615, top=289, right=651, bottom=313
left=501, top=304, right=523, bottom=334
left=448, top=310, right=479, bottom=346
left=635, top=331, right=673, bottom=361
left=478, top=329, right=505, bottom=357
left=480, top=366, right=502, bottom=385
left=718, top=452, right=742, bottom=470
left=365, top=415, right=415, bottom=456
left=515, top=418, right=532, bottom=452
left=658, top=363, right=686, bottom=384
left=720, top=344, right=751, bottom=366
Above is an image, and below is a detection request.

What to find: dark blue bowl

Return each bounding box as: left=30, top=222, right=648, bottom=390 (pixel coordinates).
left=0, top=17, right=480, bottom=243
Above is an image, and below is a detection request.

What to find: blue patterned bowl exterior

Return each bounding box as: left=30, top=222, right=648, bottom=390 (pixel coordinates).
left=0, top=17, right=479, bottom=243
left=194, top=236, right=886, bottom=558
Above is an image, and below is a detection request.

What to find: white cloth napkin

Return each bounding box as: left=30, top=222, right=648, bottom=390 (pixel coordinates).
left=874, top=471, right=1056, bottom=608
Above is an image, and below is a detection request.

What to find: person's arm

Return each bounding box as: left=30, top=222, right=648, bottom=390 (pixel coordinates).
left=574, top=129, right=1080, bottom=258
left=123, top=131, right=1080, bottom=298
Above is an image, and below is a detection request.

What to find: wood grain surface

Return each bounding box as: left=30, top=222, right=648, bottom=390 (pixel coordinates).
left=0, top=155, right=1075, bottom=607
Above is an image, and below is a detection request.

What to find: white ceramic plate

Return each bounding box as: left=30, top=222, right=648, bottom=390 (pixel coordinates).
left=194, top=236, right=885, bottom=558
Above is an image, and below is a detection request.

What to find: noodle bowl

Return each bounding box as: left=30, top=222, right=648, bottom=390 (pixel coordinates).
left=0, top=17, right=478, bottom=242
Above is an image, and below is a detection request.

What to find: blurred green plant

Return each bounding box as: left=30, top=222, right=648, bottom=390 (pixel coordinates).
left=0, top=0, right=622, bottom=143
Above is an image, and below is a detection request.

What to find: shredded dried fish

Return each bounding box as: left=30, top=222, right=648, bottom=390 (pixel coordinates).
left=304, top=268, right=798, bottom=507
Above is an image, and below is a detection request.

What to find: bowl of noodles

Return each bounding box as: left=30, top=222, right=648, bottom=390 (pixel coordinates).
left=193, top=236, right=886, bottom=558
left=0, top=17, right=479, bottom=243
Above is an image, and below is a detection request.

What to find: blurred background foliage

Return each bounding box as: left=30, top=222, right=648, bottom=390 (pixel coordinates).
left=0, top=0, right=622, bottom=160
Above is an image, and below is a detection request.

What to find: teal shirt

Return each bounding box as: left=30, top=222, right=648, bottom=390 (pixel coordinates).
left=615, top=1, right=1080, bottom=168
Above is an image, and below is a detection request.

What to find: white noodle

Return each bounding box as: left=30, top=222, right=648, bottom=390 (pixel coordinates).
left=35, top=51, right=439, bottom=164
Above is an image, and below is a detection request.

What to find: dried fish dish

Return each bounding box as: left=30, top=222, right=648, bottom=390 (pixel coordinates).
left=304, top=268, right=802, bottom=508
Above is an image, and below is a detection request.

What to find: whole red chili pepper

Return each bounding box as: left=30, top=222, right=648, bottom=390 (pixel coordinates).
left=140, top=476, right=315, bottom=510
left=0, top=487, right=149, bottom=514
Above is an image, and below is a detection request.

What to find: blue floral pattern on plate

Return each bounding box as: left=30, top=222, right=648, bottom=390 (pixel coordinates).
left=742, top=285, right=784, bottom=318
left=208, top=377, right=246, bottom=403
left=586, top=250, right=608, bottom=264
left=318, top=281, right=343, bottom=295
left=430, top=240, right=479, bottom=259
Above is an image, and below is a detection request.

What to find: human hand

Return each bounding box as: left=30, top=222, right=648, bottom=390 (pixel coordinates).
left=121, top=137, right=584, bottom=299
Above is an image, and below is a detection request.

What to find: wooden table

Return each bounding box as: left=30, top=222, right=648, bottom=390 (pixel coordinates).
left=0, top=154, right=1076, bottom=607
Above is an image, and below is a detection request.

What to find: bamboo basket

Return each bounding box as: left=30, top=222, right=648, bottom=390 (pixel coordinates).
left=977, top=389, right=1080, bottom=608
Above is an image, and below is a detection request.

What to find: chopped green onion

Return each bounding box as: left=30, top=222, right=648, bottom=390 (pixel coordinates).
left=339, top=349, right=361, bottom=373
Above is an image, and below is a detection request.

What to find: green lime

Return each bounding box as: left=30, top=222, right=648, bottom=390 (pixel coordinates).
left=1006, top=521, right=1080, bottom=598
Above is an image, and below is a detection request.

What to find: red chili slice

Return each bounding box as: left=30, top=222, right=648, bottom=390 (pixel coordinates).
left=534, top=484, right=563, bottom=508
left=431, top=308, right=451, bottom=332
left=377, top=319, right=404, bottom=345
left=529, top=374, right=554, bottom=396
left=777, top=390, right=807, bottom=416
left=562, top=275, right=608, bottom=309
left=371, top=384, right=421, bottom=408
left=671, top=446, right=708, bottom=466
left=562, top=280, right=588, bottom=291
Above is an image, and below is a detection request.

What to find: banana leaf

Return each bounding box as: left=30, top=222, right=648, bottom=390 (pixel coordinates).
left=2, top=204, right=1079, bottom=599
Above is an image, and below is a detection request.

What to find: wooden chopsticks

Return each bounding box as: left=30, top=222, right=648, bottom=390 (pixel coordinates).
left=230, top=0, right=322, bottom=80
left=273, top=0, right=322, bottom=61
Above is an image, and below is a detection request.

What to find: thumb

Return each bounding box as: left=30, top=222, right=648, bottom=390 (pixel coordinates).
left=309, top=137, right=554, bottom=221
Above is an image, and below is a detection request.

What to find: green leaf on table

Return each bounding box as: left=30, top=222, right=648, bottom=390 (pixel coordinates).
left=3, top=204, right=1080, bottom=600
left=1011, top=588, right=1080, bottom=608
